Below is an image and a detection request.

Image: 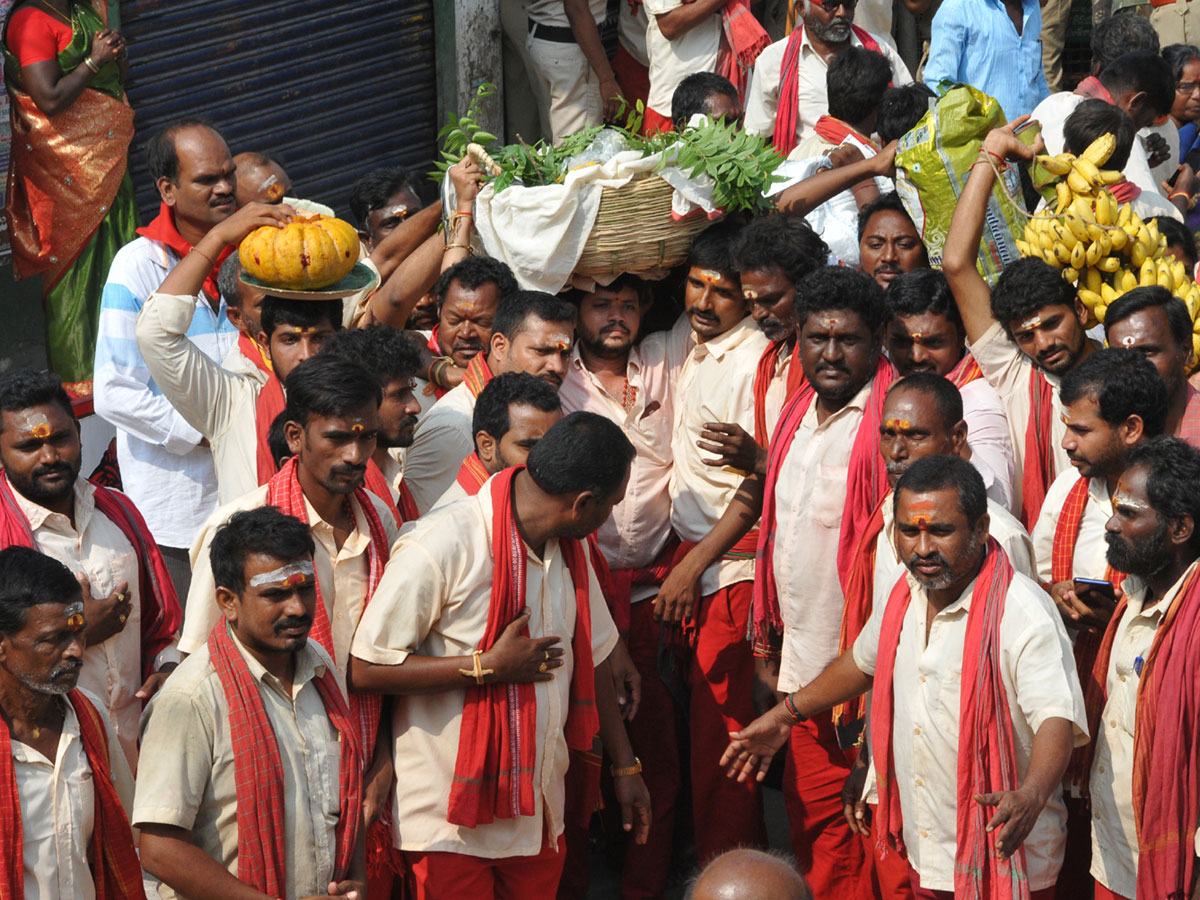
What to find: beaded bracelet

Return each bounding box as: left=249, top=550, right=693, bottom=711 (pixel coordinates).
left=783, top=692, right=807, bottom=724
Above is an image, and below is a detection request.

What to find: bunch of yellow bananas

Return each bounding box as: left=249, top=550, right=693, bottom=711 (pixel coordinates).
left=1012, top=133, right=1197, bottom=337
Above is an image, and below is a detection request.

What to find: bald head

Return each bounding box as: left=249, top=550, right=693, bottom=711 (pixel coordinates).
left=689, top=849, right=810, bottom=900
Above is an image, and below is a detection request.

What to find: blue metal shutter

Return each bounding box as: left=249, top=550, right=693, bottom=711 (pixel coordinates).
left=119, top=0, right=437, bottom=221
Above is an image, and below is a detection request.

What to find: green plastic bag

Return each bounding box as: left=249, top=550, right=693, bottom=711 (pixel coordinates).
left=894, top=84, right=1028, bottom=285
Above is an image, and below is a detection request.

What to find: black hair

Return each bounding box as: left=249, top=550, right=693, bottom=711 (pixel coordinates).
left=1059, top=347, right=1169, bottom=435
left=733, top=214, right=829, bottom=286
left=686, top=221, right=745, bottom=280
left=491, top=290, right=576, bottom=341
left=1126, top=435, right=1200, bottom=552
left=218, top=254, right=245, bottom=310
left=876, top=83, right=937, bottom=144
left=0, top=369, right=73, bottom=431
left=827, top=47, right=893, bottom=126
left=1103, top=285, right=1193, bottom=351
left=989, top=256, right=1079, bottom=327
left=1098, top=49, right=1176, bottom=116
left=146, top=118, right=222, bottom=184
left=473, top=372, right=561, bottom=440
left=209, top=507, right=316, bottom=596
left=267, top=410, right=291, bottom=469
left=856, top=191, right=921, bottom=245
left=1153, top=215, right=1199, bottom=270
left=431, top=256, right=518, bottom=312
left=794, top=266, right=888, bottom=332
left=883, top=268, right=963, bottom=333
left=259, top=296, right=343, bottom=340
left=283, top=354, right=382, bottom=427
left=319, top=325, right=422, bottom=386
left=886, top=372, right=964, bottom=427
left=1064, top=99, right=1136, bottom=170
left=347, top=166, right=419, bottom=230
left=1093, top=13, right=1160, bottom=71
left=671, top=72, right=739, bottom=131
left=1163, top=43, right=1200, bottom=82
left=526, top=411, right=635, bottom=499
left=892, top=453, right=988, bottom=527
left=0, top=547, right=81, bottom=637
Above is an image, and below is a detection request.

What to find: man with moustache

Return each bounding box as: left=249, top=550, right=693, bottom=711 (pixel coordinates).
left=723, top=455, right=1086, bottom=900
left=414, top=257, right=518, bottom=413
left=136, top=507, right=367, bottom=900
left=404, top=290, right=577, bottom=514
left=137, top=202, right=343, bottom=505
left=319, top=327, right=424, bottom=525
left=1103, top=287, right=1200, bottom=445
left=559, top=274, right=681, bottom=899
left=0, top=546, right=143, bottom=900
left=943, top=118, right=1097, bottom=528
left=1082, top=437, right=1200, bottom=900
left=435, top=372, right=563, bottom=508
left=885, top=269, right=1016, bottom=511
left=0, top=370, right=182, bottom=769
left=858, top=193, right=929, bottom=291
left=663, top=266, right=893, bottom=894
left=743, top=0, right=910, bottom=154
left=94, top=119, right=244, bottom=595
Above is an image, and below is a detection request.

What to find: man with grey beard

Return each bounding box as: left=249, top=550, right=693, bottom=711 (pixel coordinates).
left=722, top=455, right=1086, bottom=899
left=743, top=0, right=910, bottom=153
left=0, top=546, right=141, bottom=898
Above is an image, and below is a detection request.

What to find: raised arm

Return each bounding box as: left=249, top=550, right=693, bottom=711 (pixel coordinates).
left=942, top=116, right=1044, bottom=344
left=774, top=143, right=897, bottom=218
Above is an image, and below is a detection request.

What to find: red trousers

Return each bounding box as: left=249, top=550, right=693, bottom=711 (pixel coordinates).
left=642, top=106, right=673, bottom=135
left=690, top=582, right=766, bottom=863
left=782, top=711, right=863, bottom=896
left=1092, top=884, right=1130, bottom=900
left=612, top=43, right=649, bottom=110
left=907, top=866, right=1056, bottom=900
left=616, top=599, right=683, bottom=900
left=405, top=835, right=566, bottom=900
left=859, top=812, right=913, bottom=900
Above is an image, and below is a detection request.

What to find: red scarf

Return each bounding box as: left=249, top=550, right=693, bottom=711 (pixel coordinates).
left=1020, top=370, right=1057, bottom=529
left=426, top=327, right=448, bottom=401
left=463, top=353, right=495, bottom=400
left=1179, top=385, right=1200, bottom=449
left=207, top=621, right=362, bottom=896
left=773, top=24, right=882, bottom=156
left=447, top=467, right=599, bottom=827
left=238, top=332, right=273, bottom=377
left=136, top=202, right=233, bottom=303
left=265, top=458, right=389, bottom=760
left=1051, top=477, right=1126, bottom=790
left=456, top=452, right=492, bottom=495
left=1108, top=178, right=1142, bottom=203
left=1073, top=76, right=1113, bottom=104
left=716, top=0, right=770, bottom=102
left=752, top=338, right=804, bottom=446
left=1083, top=564, right=1200, bottom=899
left=872, top=539, right=1029, bottom=899
left=947, top=352, right=983, bottom=389
left=362, top=460, right=418, bottom=528
left=832, top=494, right=888, bottom=727
left=813, top=115, right=880, bottom=152
left=254, top=372, right=287, bottom=485
left=0, top=473, right=181, bottom=681
left=0, top=690, right=146, bottom=900
left=752, top=357, right=894, bottom=645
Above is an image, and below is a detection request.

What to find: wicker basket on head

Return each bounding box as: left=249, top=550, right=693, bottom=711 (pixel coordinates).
left=468, top=142, right=718, bottom=282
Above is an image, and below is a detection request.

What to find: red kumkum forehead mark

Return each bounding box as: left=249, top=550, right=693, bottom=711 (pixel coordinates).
left=884, top=418, right=912, bottom=430
left=351, top=423, right=366, bottom=434
left=907, top=497, right=937, bottom=530
left=1019, top=315, right=1043, bottom=331
left=743, top=288, right=759, bottom=300
left=698, top=269, right=723, bottom=284
left=282, top=572, right=312, bottom=588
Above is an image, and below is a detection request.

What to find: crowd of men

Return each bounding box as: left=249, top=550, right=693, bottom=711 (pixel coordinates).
left=8, top=5, right=1200, bottom=900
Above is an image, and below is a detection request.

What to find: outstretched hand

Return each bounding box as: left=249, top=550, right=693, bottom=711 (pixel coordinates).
left=719, top=704, right=794, bottom=784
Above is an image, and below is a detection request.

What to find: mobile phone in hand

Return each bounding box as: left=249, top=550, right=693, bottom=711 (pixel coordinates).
left=1073, top=577, right=1117, bottom=603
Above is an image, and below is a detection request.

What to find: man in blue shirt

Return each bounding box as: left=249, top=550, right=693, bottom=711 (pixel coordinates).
left=923, top=0, right=1049, bottom=119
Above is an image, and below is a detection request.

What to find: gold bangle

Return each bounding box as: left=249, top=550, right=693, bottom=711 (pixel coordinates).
left=83, top=57, right=101, bottom=74
left=611, top=757, right=643, bottom=777
left=428, top=355, right=454, bottom=385
left=444, top=242, right=472, bottom=253
left=458, top=649, right=494, bottom=685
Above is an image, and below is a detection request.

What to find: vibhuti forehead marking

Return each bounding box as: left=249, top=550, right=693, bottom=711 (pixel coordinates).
left=1118, top=334, right=1138, bottom=348
left=1112, top=479, right=1152, bottom=513
left=698, top=269, right=724, bottom=284
left=820, top=316, right=840, bottom=329
left=249, top=560, right=315, bottom=588
left=743, top=288, right=760, bottom=300
left=65, top=600, right=85, bottom=631
left=549, top=332, right=572, bottom=352
left=13, top=410, right=52, bottom=439
left=1019, top=314, right=1043, bottom=331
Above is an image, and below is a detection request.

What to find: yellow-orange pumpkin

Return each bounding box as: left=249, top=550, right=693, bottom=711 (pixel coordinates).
left=239, top=214, right=360, bottom=290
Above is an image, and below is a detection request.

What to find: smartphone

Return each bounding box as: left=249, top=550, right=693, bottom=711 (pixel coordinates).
left=1073, top=577, right=1117, bottom=602
left=1168, top=166, right=1183, bottom=188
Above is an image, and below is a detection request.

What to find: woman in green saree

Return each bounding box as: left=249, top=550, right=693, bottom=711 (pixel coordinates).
left=3, top=0, right=137, bottom=395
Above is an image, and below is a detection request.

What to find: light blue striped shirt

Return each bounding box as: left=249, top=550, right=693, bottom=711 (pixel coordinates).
left=94, top=237, right=237, bottom=547
left=924, top=0, right=1050, bottom=120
